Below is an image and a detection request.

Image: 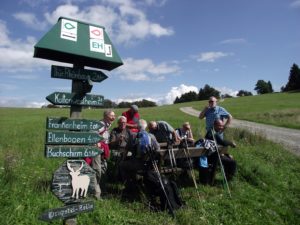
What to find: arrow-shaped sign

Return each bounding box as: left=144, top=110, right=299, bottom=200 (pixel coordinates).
left=45, top=145, right=102, bottom=158
left=46, top=92, right=104, bottom=106
left=51, top=65, right=108, bottom=82
left=46, top=131, right=102, bottom=145
left=46, top=117, right=103, bottom=131
left=39, top=201, right=94, bottom=222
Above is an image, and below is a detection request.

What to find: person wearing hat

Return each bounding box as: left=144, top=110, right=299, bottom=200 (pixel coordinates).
left=122, top=105, right=140, bottom=133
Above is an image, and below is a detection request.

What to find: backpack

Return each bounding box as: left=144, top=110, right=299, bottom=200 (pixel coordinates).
left=136, top=130, right=152, bottom=154
left=144, top=170, right=183, bottom=213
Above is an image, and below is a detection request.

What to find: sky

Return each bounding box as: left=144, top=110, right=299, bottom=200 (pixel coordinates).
left=0, top=0, right=299, bottom=108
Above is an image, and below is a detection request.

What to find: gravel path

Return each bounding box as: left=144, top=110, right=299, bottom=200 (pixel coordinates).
left=180, top=107, right=300, bottom=156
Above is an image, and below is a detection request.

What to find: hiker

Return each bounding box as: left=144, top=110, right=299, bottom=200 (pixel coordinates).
left=198, top=119, right=237, bottom=185
left=199, top=96, right=232, bottom=133
left=148, top=121, right=180, bottom=144
left=176, top=122, right=195, bottom=146
left=109, top=116, right=134, bottom=161
left=122, top=104, right=140, bottom=133
left=118, top=119, right=160, bottom=198
left=148, top=120, right=180, bottom=170
left=85, top=109, right=115, bottom=200
left=109, top=116, right=135, bottom=181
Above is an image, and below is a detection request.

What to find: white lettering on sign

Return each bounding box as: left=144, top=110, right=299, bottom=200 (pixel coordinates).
left=89, top=26, right=104, bottom=40
left=105, top=44, right=113, bottom=57
left=90, top=39, right=105, bottom=53
left=61, top=19, right=77, bottom=42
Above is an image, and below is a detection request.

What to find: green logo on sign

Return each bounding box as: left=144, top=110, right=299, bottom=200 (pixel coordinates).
left=65, top=22, right=75, bottom=30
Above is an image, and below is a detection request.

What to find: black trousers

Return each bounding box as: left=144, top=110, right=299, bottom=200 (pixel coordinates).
left=199, top=152, right=236, bottom=185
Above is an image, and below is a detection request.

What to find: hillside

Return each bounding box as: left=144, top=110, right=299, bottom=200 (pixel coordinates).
left=0, top=92, right=299, bottom=225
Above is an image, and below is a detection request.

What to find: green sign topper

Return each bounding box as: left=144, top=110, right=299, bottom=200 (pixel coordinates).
left=34, top=17, right=123, bottom=71
left=46, top=92, right=104, bottom=106
left=46, top=131, right=102, bottom=145
left=47, top=117, right=103, bottom=131
left=51, top=65, right=108, bottom=82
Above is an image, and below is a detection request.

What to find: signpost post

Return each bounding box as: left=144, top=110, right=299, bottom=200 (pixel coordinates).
left=34, top=16, right=123, bottom=225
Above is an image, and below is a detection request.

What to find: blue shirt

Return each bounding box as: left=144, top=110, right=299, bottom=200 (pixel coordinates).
left=204, top=106, right=230, bottom=131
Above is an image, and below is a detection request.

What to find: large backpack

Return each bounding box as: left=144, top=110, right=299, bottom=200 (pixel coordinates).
left=136, top=130, right=152, bottom=154
left=144, top=170, right=183, bottom=213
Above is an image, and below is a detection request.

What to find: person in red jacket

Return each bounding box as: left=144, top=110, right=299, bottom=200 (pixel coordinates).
left=122, top=105, right=140, bottom=133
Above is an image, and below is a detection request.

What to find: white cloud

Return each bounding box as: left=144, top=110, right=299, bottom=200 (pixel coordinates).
left=219, top=38, right=247, bottom=45
left=197, top=51, right=233, bottom=63
left=13, top=12, right=47, bottom=30
left=161, top=84, right=199, bottom=105
left=114, top=57, right=180, bottom=81
left=290, top=0, right=300, bottom=8
left=0, top=20, right=66, bottom=73
left=112, top=84, right=199, bottom=106
left=216, top=86, right=238, bottom=97
left=44, top=1, right=173, bottom=45
left=0, top=96, right=46, bottom=108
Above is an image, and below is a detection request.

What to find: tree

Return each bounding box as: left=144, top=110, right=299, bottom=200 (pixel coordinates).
left=282, top=63, right=300, bottom=92
left=237, top=90, right=253, bottom=97
left=198, top=84, right=220, bottom=100
left=174, top=91, right=198, bottom=104
left=254, top=80, right=273, bottom=94
left=102, top=99, right=117, bottom=108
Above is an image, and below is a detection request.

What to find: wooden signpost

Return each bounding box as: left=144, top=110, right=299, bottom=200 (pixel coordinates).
left=46, top=92, right=104, bottom=107
left=51, top=160, right=96, bottom=204
left=45, top=145, right=101, bottom=158
left=51, top=65, right=108, bottom=82
left=39, top=201, right=95, bottom=222
left=34, top=17, right=123, bottom=224
left=47, top=117, right=104, bottom=131
left=46, top=131, right=102, bottom=145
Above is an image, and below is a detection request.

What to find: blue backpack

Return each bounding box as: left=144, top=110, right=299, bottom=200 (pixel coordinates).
left=136, top=130, right=152, bottom=154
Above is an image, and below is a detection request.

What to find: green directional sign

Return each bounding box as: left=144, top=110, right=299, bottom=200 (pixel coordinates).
left=39, top=201, right=95, bottom=221
left=45, top=145, right=102, bottom=158
left=46, top=131, right=102, bottom=145
left=46, top=92, right=104, bottom=106
left=51, top=65, right=108, bottom=82
left=47, top=117, right=103, bottom=131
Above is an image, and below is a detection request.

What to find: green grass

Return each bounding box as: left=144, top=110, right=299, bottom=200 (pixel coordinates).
left=190, top=92, right=300, bottom=129
left=0, top=93, right=299, bottom=224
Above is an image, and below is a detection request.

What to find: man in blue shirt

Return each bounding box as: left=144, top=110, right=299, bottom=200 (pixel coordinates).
left=199, top=96, right=232, bottom=132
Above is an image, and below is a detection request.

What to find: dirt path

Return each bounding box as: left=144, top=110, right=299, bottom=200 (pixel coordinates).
left=180, top=107, right=300, bottom=156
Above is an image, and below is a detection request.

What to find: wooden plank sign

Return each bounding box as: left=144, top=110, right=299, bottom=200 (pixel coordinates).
left=46, top=92, right=104, bottom=106
left=47, top=117, right=103, bottom=131
left=45, top=145, right=102, bottom=158
left=51, top=160, right=96, bottom=204
left=51, top=65, right=108, bottom=82
left=39, top=201, right=94, bottom=222
left=46, top=131, right=102, bottom=145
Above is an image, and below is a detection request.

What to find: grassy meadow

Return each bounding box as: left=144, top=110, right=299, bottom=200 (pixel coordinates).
left=0, top=92, right=300, bottom=225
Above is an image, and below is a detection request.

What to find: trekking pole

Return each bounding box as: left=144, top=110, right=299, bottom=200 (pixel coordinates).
left=182, top=137, right=201, bottom=201
left=147, top=147, right=175, bottom=217
left=211, top=129, right=232, bottom=198
left=167, top=139, right=177, bottom=169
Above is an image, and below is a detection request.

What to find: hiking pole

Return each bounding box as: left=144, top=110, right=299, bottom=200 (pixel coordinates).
left=182, top=137, right=201, bottom=201
left=211, top=129, right=232, bottom=198
left=167, top=139, right=177, bottom=169
left=147, top=147, right=175, bottom=217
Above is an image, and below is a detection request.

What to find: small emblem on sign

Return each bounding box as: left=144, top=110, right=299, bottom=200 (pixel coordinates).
left=61, top=19, right=78, bottom=41
left=89, top=26, right=104, bottom=40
